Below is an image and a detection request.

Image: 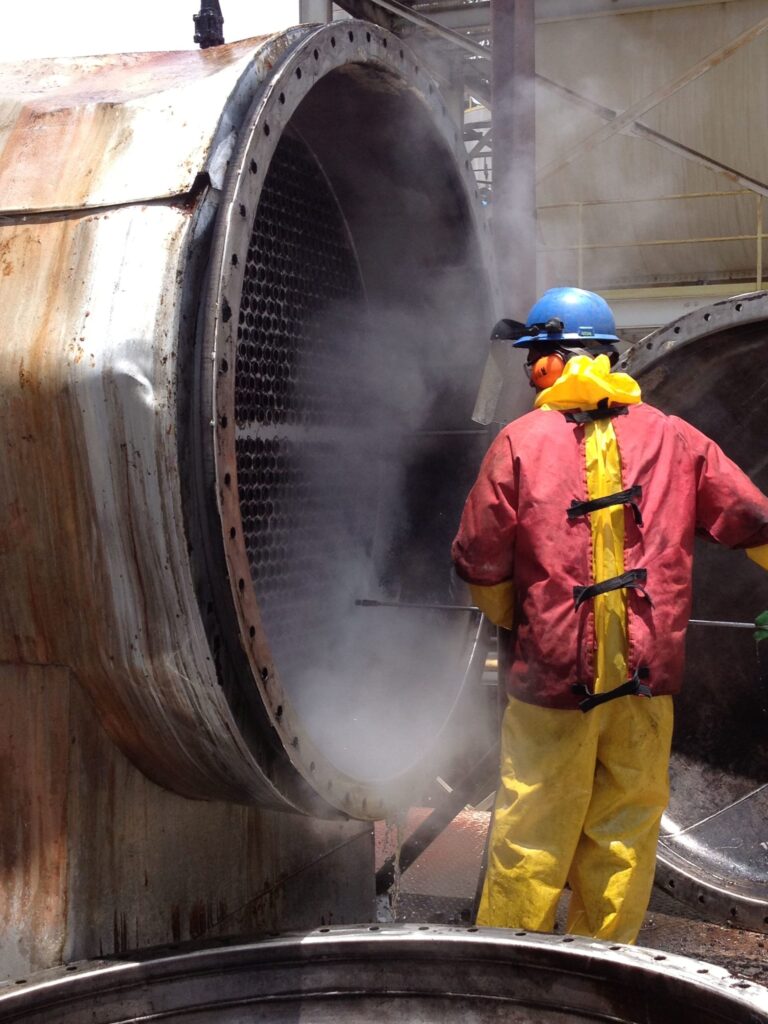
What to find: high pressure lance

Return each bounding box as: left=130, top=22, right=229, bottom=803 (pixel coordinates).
left=363, top=596, right=768, bottom=903
left=355, top=598, right=762, bottom=633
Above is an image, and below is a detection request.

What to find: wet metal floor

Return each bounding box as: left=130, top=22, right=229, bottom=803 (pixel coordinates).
left=376, top=810, right=768, bottom=989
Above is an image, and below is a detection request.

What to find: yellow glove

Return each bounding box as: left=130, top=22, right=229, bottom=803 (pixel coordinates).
left=747, top=544, right=768, bottom=572
left=469, top=581, right=515, bottom=630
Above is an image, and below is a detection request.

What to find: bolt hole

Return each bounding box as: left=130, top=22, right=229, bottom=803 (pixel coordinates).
left=263, top=123, right=270, bottom=137
left=514, top=930, right=527, bottom=936
left=562, top=936, right=574, bottom=943
left=65, top=965, right=78, bottom=971
left=730, top=907, right=737, bottom=917
left=249, top=158, right=257, bottom=173
left=292, top=736, right=299, bottom=748
left=610, top=945, right=622, bottom=951
left=415, top=64, right=419, bottom=74
left=220, top=415, right=228, bottom=428
left=698, top=894, right=706, bottom=903
left=238, top=577, right=244, bottom=591
left=646, top=341, right=653, bottom=349
left=399, top=49, right=404, bottom=59
left=668, top=879, right=675, bottom=888
left=319, top=927, right=330, bottom=933
left=229, top=527, right=236, bottom=539
left=697, top=967, right=709, bottom=974
left=654, top=954, right=667, bottom=961
left=673, top=325, right=681, bottom=334
left=249, top=626, right=256, bottom=638
left=313, top=48, right=319, bottom=59
left=419, top=925, right=429, bottom=931
left=279, top=92, right=285, bottom=104
left=14, top=980, right=26, bottom=986
left=221, top=358, right=228, bottom=373
left=331, top=36, right=336, bottom=47
left=348, top=31, right=354, bottom=41
left=230, top=253, right=238, bottom=266
left=224, top=473, right=231, bottom=487
left=295, top=67, right=302, bottom=79
left=366, top=31, right=371, bottom=42
left=382, top=37, right=387, bottom=47
left=703, top=312, right=711, bottom=321
left=276, top=705, right=283, bottom=719
left=467, top=926, right=478, bottom=932
left=369, top=925, right=380, bottom=931
left=239, top=203, right=246, bottom=218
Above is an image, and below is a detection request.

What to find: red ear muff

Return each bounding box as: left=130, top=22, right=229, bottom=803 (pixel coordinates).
left=530, top=352, right=566, bottom=390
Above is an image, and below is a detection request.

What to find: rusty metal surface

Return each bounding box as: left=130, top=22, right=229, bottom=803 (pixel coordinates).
left=0, top=36, right=298, bottom=213
left=0, top=663, right=374, bottom=981
left=0, top=201, right=277, bottom=805
left=1, top=926, right=766, bottom=1023
left=0, top=24, right=492, bottom=819
left=0, top=666, right=71, bottom=978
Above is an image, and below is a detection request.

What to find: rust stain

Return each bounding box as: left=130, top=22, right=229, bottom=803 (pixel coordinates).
left=0, top=37, right=272, bottom=107
left=113, top=909, right=128, bottom=954
left=17, top=359, right=37, bottom=393
left=0, top=500, right=33, bottom=556
left=0, top=36, right=275, bottom=212
left=170, top=905, right=181, bottom=943
left=0, top=668, right=71, bottom=972
left=189, top=901, right=210, bottom=940
left=0, top=238, right=12, bottom=278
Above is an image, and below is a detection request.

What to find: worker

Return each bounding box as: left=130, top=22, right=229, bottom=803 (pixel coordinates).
left=452, top=286, right=768, bottom=944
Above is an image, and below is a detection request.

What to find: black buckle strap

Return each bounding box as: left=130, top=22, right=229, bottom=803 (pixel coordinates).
left=565, top=400, right=628, bottom=424
left=573, top=568, right=653, bottom=611
left=567, top=485, right=643, bottom=527
left=572, top=667, right=652, bottom=713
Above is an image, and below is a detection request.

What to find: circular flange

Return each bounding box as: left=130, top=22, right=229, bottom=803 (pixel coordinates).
left=198, top=22, right=490, bottom=818
left=1, top=926, right=765, bottom=1022
left=618, top=290, right=768, bottom=377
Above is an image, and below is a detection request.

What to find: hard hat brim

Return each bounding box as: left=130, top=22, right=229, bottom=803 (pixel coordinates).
left=512, top=332, right=620, bottom=348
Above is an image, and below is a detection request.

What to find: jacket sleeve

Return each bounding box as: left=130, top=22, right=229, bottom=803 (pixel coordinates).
left=672, top=416, right=768, bottom=550
left=452, top=429, right=517, bottom=589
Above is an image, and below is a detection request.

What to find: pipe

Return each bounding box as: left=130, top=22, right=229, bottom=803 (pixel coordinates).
left=0, top=25, right=493, bottom=820
left=192, top=0, right=224, bottom=47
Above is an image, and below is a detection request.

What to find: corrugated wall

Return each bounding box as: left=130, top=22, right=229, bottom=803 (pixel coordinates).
left=535, top=0, right=768, bottom=290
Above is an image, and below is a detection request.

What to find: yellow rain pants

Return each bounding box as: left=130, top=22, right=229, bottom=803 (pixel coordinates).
left=476, top=365, right=674, bottom=944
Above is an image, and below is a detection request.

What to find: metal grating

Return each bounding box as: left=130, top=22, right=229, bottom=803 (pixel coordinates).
left=234, top=130, right=366, bottom=675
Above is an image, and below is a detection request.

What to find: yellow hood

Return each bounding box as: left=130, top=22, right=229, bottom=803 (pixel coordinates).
left=534, top=354, right=642, bottom=411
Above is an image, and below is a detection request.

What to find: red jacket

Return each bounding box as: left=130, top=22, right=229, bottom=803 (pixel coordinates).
left=452, top=402, right=768, bottom=709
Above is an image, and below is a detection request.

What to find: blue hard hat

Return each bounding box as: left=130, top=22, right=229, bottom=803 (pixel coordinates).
left=512, top=287, right=620, bottom=348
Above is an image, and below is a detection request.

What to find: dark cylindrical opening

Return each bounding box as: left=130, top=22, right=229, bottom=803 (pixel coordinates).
left=201, top=33, right=494, bottom=812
